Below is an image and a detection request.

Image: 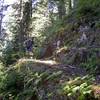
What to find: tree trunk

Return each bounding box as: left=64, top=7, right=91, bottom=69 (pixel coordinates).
left=19, top=0, right=24, bottom=54
left=19, top=0, right=32, bottom=56
left=69, top=0, right=72, bottom=10
left=73, top=0, right=78, bottom=8
left=57, top=0, right=66, bottom=20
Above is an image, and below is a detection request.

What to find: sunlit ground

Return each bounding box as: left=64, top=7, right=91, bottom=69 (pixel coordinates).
left=18, top=58, right=58, bottom=66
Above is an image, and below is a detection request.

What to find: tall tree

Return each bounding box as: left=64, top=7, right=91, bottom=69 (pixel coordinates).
left=73, top=0, right=78, bottom=8
left=69, top=0, right=72, bottom=10
left=49, top=0, right=66, bottom=20
left=0, top=0, right=9, bottom=36
left=56, top=0, right=66, bottom=19
left=18, top=0, right=32, bottom=54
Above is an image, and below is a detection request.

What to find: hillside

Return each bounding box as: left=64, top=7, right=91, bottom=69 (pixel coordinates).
left=0, top=0, right=100, bottom=100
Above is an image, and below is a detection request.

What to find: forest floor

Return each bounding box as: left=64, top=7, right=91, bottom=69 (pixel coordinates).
left=18, top=58, right=100, bottom=84
left=16, top=58, right=100, bottom=99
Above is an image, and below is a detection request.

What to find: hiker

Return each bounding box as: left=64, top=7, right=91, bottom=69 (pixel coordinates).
left=56, top=40, right=61, bottom=50
left=24, top=37, right=34, bottom=58
left=76, top=33, right=88, bottom=47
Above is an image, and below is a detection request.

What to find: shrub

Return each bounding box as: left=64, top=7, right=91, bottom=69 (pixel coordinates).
left=60, top=75, right=96, bottom=100
left=76, top=0, right=100, bottom=20
left=0, top=64, right=62, bottom=100
left=80, top=51, right=99, bottom=73
left=2, top=43, right=20, bottom=66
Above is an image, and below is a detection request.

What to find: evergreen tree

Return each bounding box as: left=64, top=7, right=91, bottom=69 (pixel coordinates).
left=19, top=0, right=32, bottom=54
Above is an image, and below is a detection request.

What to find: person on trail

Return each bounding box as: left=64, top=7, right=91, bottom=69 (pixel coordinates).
left=24, top=37, right=34, bottom=58
left=56, top=40, right=61, bottom=50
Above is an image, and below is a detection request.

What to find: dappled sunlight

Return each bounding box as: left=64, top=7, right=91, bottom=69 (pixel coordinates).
left=0, top=0, right=100, bottom=99
left=18, top=58, right=58, bottom=66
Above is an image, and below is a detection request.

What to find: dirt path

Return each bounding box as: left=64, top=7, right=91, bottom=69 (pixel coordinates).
left=16, top=58, right=100, bottom=100
left=18, top=58, right=87, bottom=77
left=17, top=58, right=100, bottom=84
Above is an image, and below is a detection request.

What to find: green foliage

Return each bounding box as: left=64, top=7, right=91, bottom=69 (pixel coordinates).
left=0, top=68, right=24, bottom=99
left=80, top=51, right=99, bottom=73
left=32, top=18, right=66, bottom=58
left=2, top=42, right=20, bottom=66
left=76, top=0, right=100, bottom=20
left=43, top=19, right=65, bottom=42
left=60, top=75, right=95, bottom=100
left=95, top=20, right=100, bottom=28
left=0, top=63, right=62, bottom=100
